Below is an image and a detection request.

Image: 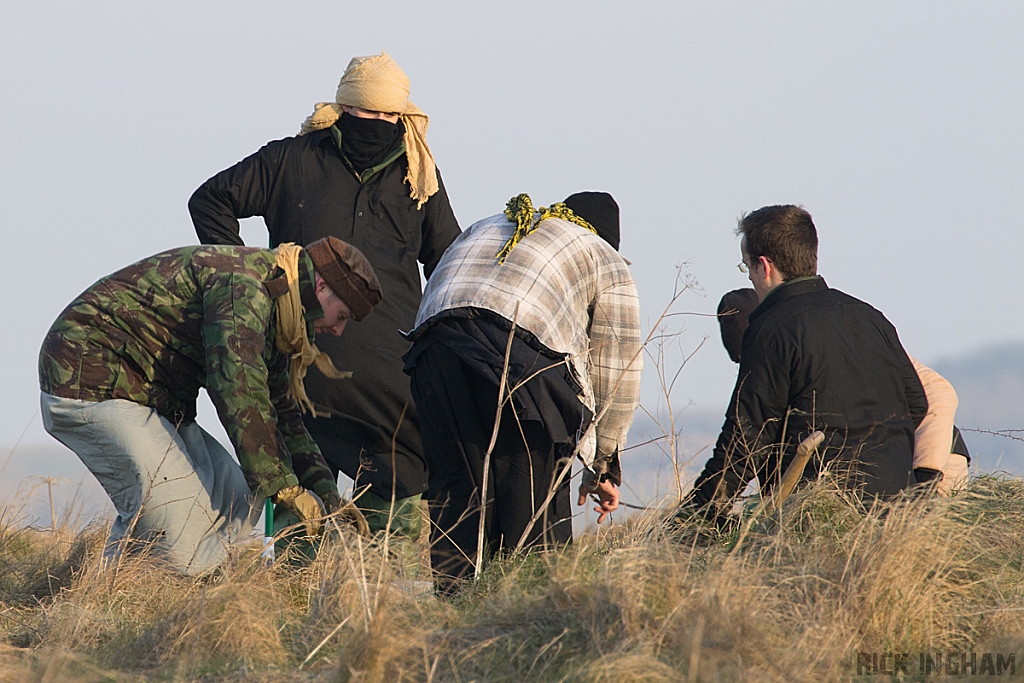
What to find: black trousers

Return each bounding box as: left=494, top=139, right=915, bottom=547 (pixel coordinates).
left=409, top=341, right=573, bottom=593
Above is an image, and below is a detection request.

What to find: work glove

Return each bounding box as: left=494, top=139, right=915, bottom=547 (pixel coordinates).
left=308, top=485, right=372, bottom=537
left=272, top=485, right=326, bottom=537
left=333, top=498, right=372, bottom=537
left=318, top=487, right=343, bottom=515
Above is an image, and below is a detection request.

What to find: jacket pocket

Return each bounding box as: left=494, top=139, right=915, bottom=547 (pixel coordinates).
left=374, top=195, right=423, bottom=256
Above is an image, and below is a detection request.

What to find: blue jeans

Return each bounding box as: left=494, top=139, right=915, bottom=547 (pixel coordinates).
left=40, top=393, right=260, bottom=575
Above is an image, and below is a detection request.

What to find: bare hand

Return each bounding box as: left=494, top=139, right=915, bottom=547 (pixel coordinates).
left=577, top=480, right=620, bottom=524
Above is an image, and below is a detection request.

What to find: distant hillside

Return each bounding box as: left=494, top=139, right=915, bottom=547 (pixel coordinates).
left=933, top=341, right=1024, bottom=474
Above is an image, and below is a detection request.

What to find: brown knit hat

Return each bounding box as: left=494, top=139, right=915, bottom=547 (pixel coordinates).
left=305, top=237, right=382, bottom=321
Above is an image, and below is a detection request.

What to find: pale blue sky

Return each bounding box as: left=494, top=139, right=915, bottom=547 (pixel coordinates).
left=3, top=1, right=1022, bottom=461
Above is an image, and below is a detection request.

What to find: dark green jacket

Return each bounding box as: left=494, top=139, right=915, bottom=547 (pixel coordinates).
left=39, top=245, right=336, bottom=501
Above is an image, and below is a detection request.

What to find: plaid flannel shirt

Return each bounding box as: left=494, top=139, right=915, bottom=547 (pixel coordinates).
left=414, top=213, right=642, bottom=470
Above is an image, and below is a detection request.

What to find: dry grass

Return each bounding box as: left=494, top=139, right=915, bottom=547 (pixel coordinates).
left=3, top=475, right=1024, bottom=682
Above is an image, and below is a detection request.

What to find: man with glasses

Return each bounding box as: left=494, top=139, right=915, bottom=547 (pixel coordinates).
left=681, top=205, right=928, bottom=523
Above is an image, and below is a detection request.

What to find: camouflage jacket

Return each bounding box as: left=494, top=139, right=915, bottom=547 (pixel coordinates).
left=39, top=245, right=336, bottom=501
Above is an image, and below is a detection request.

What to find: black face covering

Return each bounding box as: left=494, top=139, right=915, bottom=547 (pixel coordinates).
left=337, top=112, right=405, bottom=173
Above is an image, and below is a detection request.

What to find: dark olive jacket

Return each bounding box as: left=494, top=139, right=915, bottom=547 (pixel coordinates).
left=691, top=276, right=928, bottom=507
left=189, top=128, right=461, bottom=498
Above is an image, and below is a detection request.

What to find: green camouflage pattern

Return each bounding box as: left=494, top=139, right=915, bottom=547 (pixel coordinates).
left=39, top=245, right=337, bottom=501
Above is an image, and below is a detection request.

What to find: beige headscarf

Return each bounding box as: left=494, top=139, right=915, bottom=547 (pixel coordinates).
left=273, top=243, right=351, bottom=416
left=299, top=52, right=438, bottom=209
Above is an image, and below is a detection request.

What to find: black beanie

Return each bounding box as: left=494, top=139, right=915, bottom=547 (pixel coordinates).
left=717, top=288, right=760, bottom=363
left=562, top=191, right=620, bottom=251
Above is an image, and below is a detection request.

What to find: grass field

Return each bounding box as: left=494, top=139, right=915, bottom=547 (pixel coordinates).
left=3, top=474, right=1024, bottom=682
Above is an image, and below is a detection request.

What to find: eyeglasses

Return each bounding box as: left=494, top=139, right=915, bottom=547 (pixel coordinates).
left=737, top=261, right=749, bottom=274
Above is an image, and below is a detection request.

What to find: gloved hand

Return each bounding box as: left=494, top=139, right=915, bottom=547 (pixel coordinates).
left=305, top=486, right=372, bottom=537
left=272, top=485, right=326, bottom=537
left=333, top=498, right=371, bottom=537
left=318, top=487, right=343, bottom=515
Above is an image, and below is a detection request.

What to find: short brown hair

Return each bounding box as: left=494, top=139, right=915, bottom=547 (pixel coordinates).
left=737, top=205, right=817, bottom=279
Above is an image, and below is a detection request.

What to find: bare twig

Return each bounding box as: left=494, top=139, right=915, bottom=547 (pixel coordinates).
left=511, top=266, right=701, bottom=550
left=475, top=302, right=520, bottom=580
left=1, top=408, right=39, bottom=481
left=300, top=615, right=351, bottom=669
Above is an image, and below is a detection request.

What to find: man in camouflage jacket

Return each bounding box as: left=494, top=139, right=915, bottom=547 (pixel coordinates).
left=38, top=237, right=381, bottom=574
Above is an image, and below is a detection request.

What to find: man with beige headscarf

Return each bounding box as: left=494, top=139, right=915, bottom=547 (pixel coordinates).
left=190, top=53, right=461, bottom=575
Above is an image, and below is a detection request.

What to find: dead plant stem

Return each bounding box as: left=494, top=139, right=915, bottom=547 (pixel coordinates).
left=474, top=302, right=519, bottom=581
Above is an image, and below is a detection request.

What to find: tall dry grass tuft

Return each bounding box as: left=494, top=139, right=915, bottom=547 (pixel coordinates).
left=0, top=511, right=101, bottom=609
left=145, top=576, right=293, bottom=675
left=579, top=653, right=684, bottom=683
left=3, top=475, right=1024, bottom=681
left=290, top=533, right=442, bottom=682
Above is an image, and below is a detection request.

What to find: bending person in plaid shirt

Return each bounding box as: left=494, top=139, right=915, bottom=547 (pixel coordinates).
left=403, top=191, right=642, bottom=594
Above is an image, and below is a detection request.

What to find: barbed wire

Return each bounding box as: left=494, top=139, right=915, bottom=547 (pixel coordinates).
left=962, top=428, right=1024, bottom=443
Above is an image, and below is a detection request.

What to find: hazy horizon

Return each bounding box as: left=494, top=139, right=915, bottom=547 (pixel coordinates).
left=2, top=2, right=1022, bottom=519
left=6, top=340, right=1021, bottom=534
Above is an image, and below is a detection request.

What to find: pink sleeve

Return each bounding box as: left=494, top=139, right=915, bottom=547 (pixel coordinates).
left=909, top=356, right=958, bottom=474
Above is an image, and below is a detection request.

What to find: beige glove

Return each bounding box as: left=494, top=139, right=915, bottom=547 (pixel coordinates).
left=319, top=488, right=343, bottom=515
left=317, top=489, right=368, bottom=536
left=273, top=485, right=326, bottom=537
left=333, top=498, right=371, bottom=537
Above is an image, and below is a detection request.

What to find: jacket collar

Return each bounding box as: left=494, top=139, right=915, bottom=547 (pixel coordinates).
left=748, top=275, right=828, bottom=326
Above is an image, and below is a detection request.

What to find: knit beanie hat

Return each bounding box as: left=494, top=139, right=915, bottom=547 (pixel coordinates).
left=305, top=237, right=382, bottom=321
left=717, top=288, right=760, bottom=363
left=298, top=52, right=438, bottom=208
left=562, top=192, right=620, bottom=251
